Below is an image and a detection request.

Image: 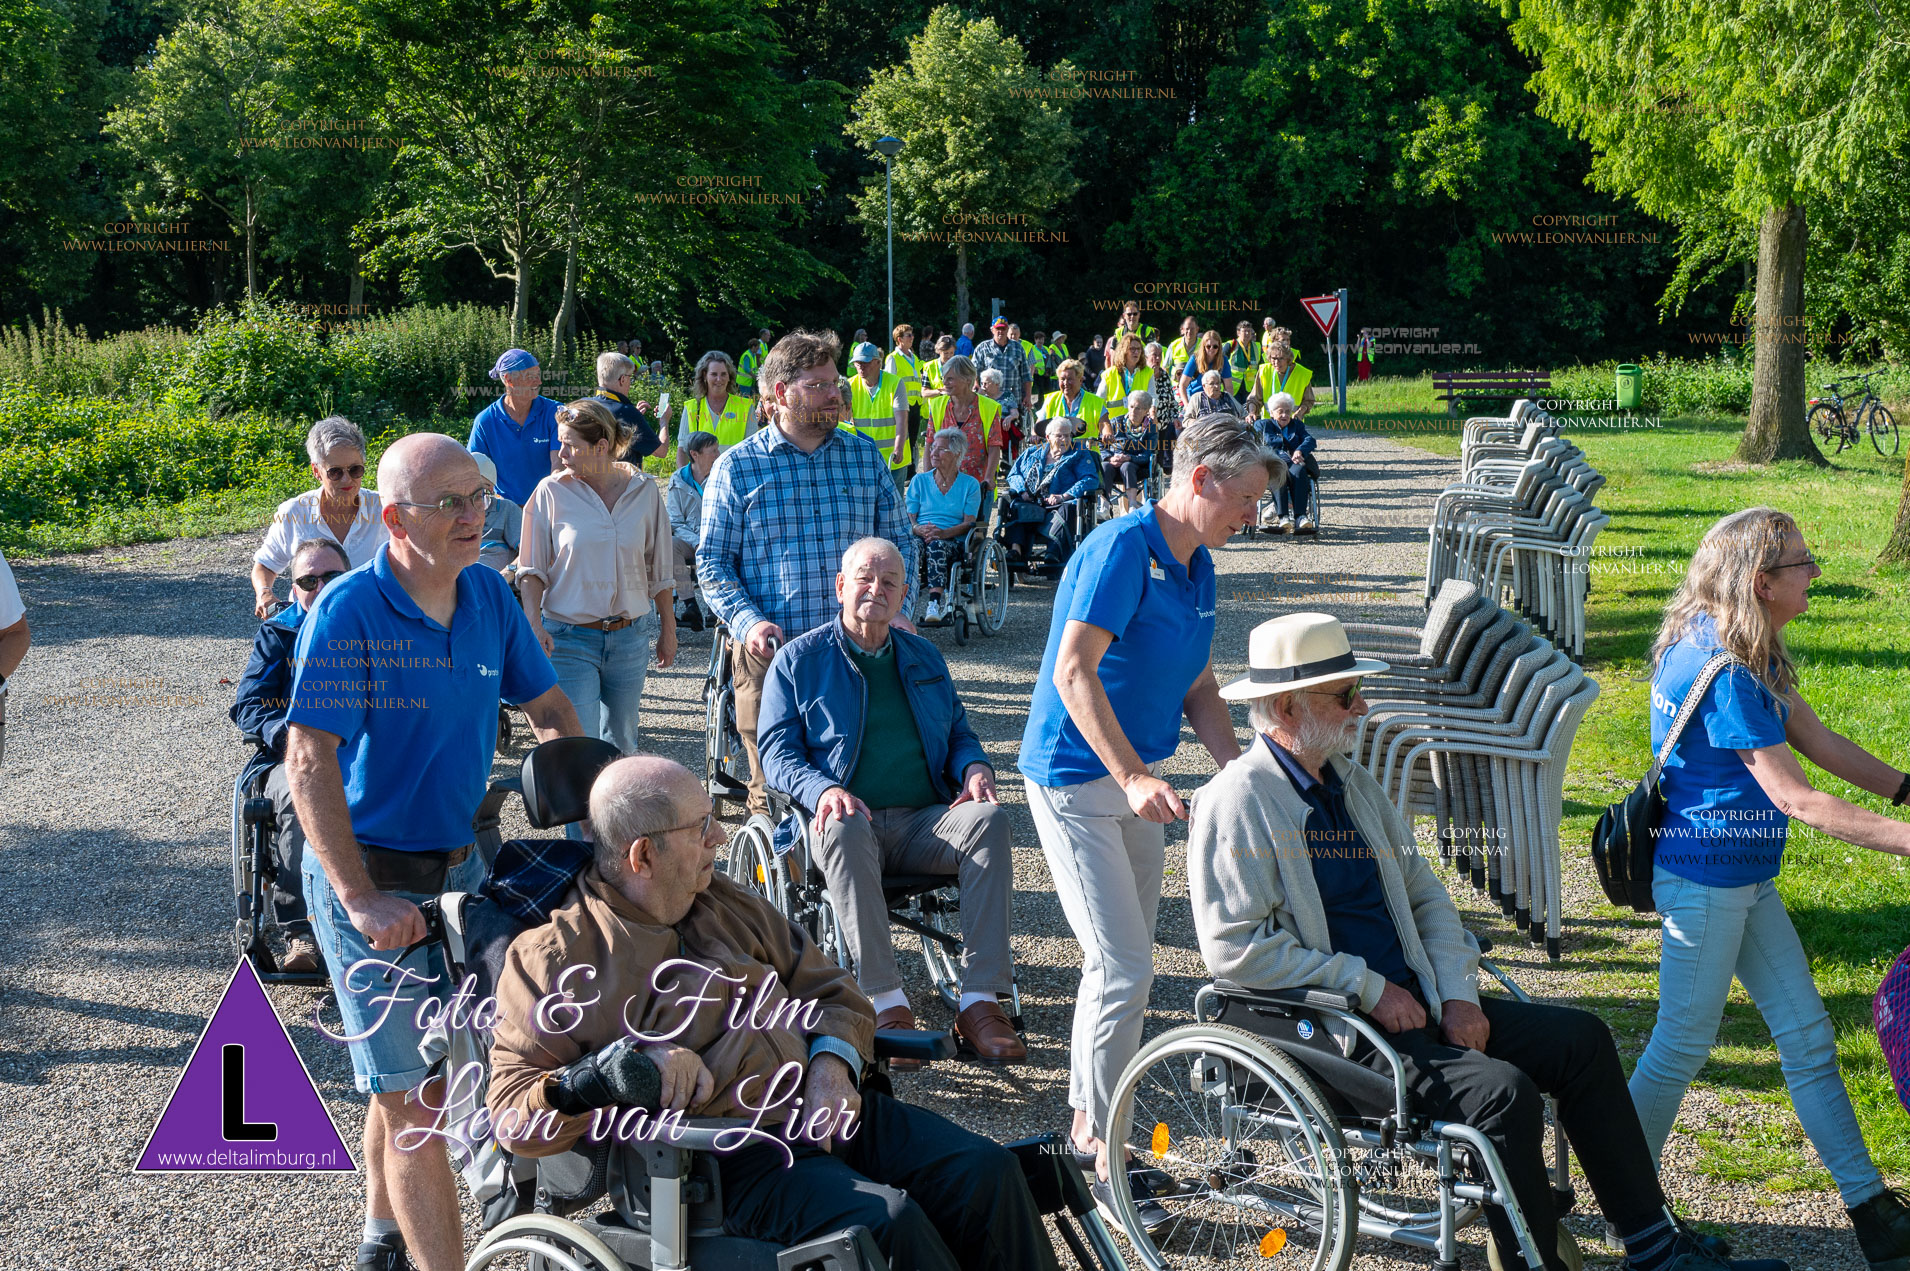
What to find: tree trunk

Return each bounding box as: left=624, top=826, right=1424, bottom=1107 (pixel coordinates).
left=551, top=234, right=579, bottom=368
left=1881, top=453, right=1910, bottom=564
left=954, top=240, right=969, bottom=332
left=243, top=185, right=258, bottom=304
left=348, top=249, right=365, bottom=314
left=1736, top=202, right=1823, bottom=465
left=510, top=252, right=531, bottom=349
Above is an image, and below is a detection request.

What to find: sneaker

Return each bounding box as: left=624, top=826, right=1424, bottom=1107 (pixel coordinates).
left=356, top=1231, right=411, bottom=1271
left=1606, top=1220, right=1734, bottom=1259
left=281, top=935, right=321, bottom=975
left=924, top=598, right=944, bottom=623
left=1090, top=1165, right=1178, bottom=1238
left=1850, top=1187, right=1910, bottom=1271
left=1297, top=515, right=1316, bottom=532
left=1625, top=1234, right=1789, bottom=1271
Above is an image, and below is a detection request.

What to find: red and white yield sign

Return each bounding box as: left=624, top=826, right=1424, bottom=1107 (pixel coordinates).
left=1301, top=294, right=1341, bottom=336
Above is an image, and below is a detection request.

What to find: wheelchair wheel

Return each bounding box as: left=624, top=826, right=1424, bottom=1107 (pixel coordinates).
left=467, top=1213, right=629, bottom=1271
left=723, top=816, right=789, bottom=916
left=703, top=636, right=751, bottom=805
left=1106, top=1023, right=1357, bottom=1271
left=497, top=704, right=515, bottom=754
left=974, top=538, right=1009, bottom=635
left=954, top=610, right=969, bottom=644
left=914, top=885, right=964, bottom=1011
left=232, top=777, right=274, bottom=968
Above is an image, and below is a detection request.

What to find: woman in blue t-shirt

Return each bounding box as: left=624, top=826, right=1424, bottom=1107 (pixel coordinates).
left=1632, top=508, right=1910, bottom=1266
left=905, top=428, right=983, bottom=625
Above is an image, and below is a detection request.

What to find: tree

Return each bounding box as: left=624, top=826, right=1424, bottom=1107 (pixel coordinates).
left=1510, top=0, right=1910, bottom=464
left=846, top=6, right=1080, bottom=329
left=108, top=0, right=293, bottom=303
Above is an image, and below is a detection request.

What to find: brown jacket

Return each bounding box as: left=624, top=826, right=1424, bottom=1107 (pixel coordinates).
left=488, top=866, right=875, bottom=1157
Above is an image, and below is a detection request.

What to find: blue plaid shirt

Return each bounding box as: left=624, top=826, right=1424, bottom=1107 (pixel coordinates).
left=698, top=422, right=918, bottom=640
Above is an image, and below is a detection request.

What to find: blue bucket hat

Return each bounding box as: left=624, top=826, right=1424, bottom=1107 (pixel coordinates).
left=489, top=348, right=539, bottom=381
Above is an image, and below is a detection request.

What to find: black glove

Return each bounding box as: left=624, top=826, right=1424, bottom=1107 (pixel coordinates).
left=548, top=1037, right=663, bottom=1116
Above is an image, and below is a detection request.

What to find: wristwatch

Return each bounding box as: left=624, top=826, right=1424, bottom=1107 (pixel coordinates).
left=1892, top=772, right=1910, bottom=807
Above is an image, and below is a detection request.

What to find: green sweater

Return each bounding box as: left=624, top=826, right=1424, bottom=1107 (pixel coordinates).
left=844, top=641, right=940, bottom=811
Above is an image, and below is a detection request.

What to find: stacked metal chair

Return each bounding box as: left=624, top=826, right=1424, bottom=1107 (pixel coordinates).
left=1424, top=423, right=1608, bottom=662
left=1345, top=579, right=1599, bottom=960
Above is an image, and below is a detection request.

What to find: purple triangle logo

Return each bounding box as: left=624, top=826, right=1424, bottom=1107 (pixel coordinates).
left=135, top=958, right=356, bottom=1172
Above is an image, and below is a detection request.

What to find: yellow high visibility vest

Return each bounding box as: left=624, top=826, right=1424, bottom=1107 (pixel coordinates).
left=1098, top=365, right=1155, bottom=421
left=736, top=341, right=767, bottom=394
left=925, top=393, right=1003, bottom=452
left=1225, top=338, right=1264, bottom=386
left=1111, top=322, right=1159, bottom=345
left=1166, top=336, right=1195, bottom=368
left=1041, top=389, right=1107, bottom=450
left=847, top=371, right=910, bottom=468
left=1258, top=359, right=1313, bottom=407
left=885, top=348, right=924, bottom=406
left=1021, top=339, right=1047, bottom=376
left=921, top=358, right=948, bottom=393
left=687, top=394, right=752, bottom=447
left=1045, top=342, right=1068, bottom=368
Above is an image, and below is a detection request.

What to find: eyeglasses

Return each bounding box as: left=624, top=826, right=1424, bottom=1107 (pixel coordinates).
left=323, top=464, right=366, bottom=481
left=1301, top=680, right=1364, bottom=709
left=652, top=808, right=716, bottom=840
left=791, top=378, right=841, bottom=394
left=392, top=488, right=495, bottom=517
left=1766, top=555, right=1818, bottom=571
left=293, top=570, right=344, bottom=591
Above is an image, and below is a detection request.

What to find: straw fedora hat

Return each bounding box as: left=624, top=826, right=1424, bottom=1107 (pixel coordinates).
left=1219, top=612, right=1391, bottom=701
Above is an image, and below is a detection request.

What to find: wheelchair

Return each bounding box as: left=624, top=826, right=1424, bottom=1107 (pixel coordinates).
left=993, top=487, right=1100, bottom=582
left=417, top=737, right=1126, bottom=1271
left=231, top=735, right=514, bottom=984
left=1099, top=936, right=1580, bottom=1271
left=1245, top=455, right=1322, bottom=540
left=722, top=787, right=1027, bottom=1059
left=912, top=526, right=1010, bottom=645
left=703, top=624, right=754, bottom=807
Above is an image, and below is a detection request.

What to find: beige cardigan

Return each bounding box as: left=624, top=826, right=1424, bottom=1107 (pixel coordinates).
left=1187, top=741, right=1480, bottom=1023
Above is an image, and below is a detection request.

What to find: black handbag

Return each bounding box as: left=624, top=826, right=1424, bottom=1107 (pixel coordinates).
left=1590, top=650, right=1736, bottom=913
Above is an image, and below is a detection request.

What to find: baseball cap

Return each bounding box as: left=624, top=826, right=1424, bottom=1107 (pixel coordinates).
left=990, top=315, right=1009, bottom=327
left=851, top=342, right=881, bottom=364
left=489, top=348, right=538, bottom=380
left=471, top=451, right=499, bottom=486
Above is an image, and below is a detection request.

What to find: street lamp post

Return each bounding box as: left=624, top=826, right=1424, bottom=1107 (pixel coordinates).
left=874, top=135, right=904, bottom=340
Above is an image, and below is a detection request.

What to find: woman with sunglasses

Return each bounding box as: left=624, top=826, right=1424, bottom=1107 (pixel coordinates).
left=1629, top=508, right=1910, bottom=1269
left=251, top=416, right=387, bottom=618
left=518, top=399, right=677, bottom=798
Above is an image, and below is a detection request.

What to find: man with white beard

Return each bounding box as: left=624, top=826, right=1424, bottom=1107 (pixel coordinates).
left=1186, top=613, right=1786, bottom=1271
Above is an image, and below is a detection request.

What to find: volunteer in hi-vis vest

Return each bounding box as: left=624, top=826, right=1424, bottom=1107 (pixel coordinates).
left=1044, top=332, right=1070, bottom=377
left=1097, top=335, right=1154, bottom=428
left=1225, top=320, right=1263, bottom=400
left=1042, top=358, right=1106, bottom=450
left=1165, top=315, right=1201, bottom=371
left=672, top=350, right=756, bottom=453
left=844, top=341, right=911, bottom=493
left=1011, top=323, right=1046, bottom=393
left=886, top=323, right=926, bottom=468
left=925, top=357, right=1003, bottom=495
left=735, top=329, right=771, bottom=397
left=1111, top=300, right=1159, bottom=346
left=1257, top=341, right=1316, bottom=420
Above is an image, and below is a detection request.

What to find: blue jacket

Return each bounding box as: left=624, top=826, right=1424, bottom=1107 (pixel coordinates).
left=230, top=605, right=305, bottom=786
left=1260, top=416, right=1316, bottom=458
left=1007, top=444, right=1099, bottom=501
left=758, top=617, right=991, bottom=817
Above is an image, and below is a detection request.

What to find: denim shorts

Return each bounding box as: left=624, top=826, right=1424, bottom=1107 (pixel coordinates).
left=303, top=847, right=487, bottom=1094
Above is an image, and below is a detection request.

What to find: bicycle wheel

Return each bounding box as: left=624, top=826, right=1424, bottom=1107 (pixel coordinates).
left=1808, top=402, right=1846, bottom=450
left=1868, top=404, right=1899, bottom=456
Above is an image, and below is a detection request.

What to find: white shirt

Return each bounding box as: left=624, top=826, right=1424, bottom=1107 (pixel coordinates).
left=254, top=488, right=389, bottom=574
left=518, top=465, right=674, bottom=626
left=0, top=549, right=22, bottom=629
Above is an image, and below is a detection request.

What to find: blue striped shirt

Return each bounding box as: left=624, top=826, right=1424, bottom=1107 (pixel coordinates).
left=697, top=422, right=918, bottom=641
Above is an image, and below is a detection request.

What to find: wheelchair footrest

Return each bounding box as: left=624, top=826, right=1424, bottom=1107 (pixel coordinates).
left=777, top=1225, right=886, bottom=1271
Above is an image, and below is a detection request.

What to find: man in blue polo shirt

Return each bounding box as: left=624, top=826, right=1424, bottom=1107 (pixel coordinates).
left=467, top=349, right=563, bottom=506
left=1018, top=413, right=1276, bottom=1228
left=285, top=432, right=581, bottom=1271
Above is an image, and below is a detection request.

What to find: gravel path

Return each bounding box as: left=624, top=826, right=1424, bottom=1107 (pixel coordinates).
left=0, top=429, right=1868, bottom=1269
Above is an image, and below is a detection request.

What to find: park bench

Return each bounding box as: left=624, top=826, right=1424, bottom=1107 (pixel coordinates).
left=1435, top=369, right=1551, bottom=416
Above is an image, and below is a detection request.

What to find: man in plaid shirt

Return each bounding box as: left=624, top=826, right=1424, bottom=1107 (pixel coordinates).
left=699, top=329, right=919, bottom=815
left=971, top=315, right=1032, bottom=424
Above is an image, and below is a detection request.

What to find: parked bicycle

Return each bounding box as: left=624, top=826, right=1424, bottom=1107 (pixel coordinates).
left=1808, top=371, right=1899, bottom=456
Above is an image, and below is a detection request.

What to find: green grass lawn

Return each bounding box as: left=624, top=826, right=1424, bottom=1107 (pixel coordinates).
left=1395, top=410, right=1910, bottom=1190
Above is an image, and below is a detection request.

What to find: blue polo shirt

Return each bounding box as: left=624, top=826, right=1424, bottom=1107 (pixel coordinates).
left=286, top=544, right=557, bottom=853
left=1020, top=503, right=1216, bottom=786
left=468, top=395, right=562, bottom=506
left=1266, top=736, right=1416, bottom=990
left=1651, top=613, right=1791, bottom=887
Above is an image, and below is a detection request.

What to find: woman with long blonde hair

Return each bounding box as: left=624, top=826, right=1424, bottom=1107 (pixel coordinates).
left=1631, top=507, right=1910, bottom=1269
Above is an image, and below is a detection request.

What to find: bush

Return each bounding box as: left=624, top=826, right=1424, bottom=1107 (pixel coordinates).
left=330, top=304, right=606, bottom=417
left=1549, top=354, right=1910, bottom=417
left=0, top=309, right=187, bottom=400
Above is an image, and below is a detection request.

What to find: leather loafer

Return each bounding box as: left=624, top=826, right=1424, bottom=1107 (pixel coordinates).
left=875, top=1005, right=927, bottom=1072
left=954, top=1000, right=1026, bottom=1064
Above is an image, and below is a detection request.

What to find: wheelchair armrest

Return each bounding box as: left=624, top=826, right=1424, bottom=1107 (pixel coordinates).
left=655, top=1116, right=756, bottom=1154
left=1211, top=979, right=1358, bottom=1013
left=874, top=1028, right=957, bottom=1063
left=1473, top=933, right=1493, bottom=954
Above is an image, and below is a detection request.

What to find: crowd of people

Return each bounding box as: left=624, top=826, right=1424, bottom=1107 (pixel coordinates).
left=185, top=313, right=1910, bottom=1271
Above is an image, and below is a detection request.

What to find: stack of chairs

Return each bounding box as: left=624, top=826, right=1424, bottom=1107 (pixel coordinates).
left=1424, top=410, right=1607, bottom=662
left=1345, top=579, right=1600, bottom=960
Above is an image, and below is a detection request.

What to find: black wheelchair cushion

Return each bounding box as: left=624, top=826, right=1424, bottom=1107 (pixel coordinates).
left=521, top=736, right=623, bottom=829
left=1213, top=995, right=1403, bottom=1123
left=874, top=1028, right=957, bottom=1064
left=880, top=871, right=955, bottom=901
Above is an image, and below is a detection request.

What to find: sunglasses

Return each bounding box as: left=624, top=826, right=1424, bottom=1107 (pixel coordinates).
left=322, top=463, right=366, bottom=482
left=1301, top=679, right=1364, bottom=709
left=293, top=570, right=344, bottom=591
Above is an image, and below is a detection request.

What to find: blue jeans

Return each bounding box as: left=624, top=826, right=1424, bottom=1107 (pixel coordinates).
left=546, top=610, right=659, bottom=754
left=303, top=848, right=487, bottom=1094
left=1628, top=863, right=1886, bottom=1206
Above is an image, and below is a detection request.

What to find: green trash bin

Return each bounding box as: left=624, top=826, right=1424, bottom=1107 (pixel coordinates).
left=1615, top=363, right=1643, bottom=411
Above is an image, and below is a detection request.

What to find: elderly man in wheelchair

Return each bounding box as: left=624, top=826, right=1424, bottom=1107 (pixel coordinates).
left=485, top=752, right=1067, bottom=1271
left=1124, top=613, right=1785, bottom=1271
left=1001, top=416, right=1100, bottom=578
left=756, top=537, right=1025, bottom=1067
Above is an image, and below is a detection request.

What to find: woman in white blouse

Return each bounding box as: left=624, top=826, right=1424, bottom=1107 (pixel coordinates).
left=518, top=399, right=677, bottom=768
left=250, top=416, right=387, bottom=616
